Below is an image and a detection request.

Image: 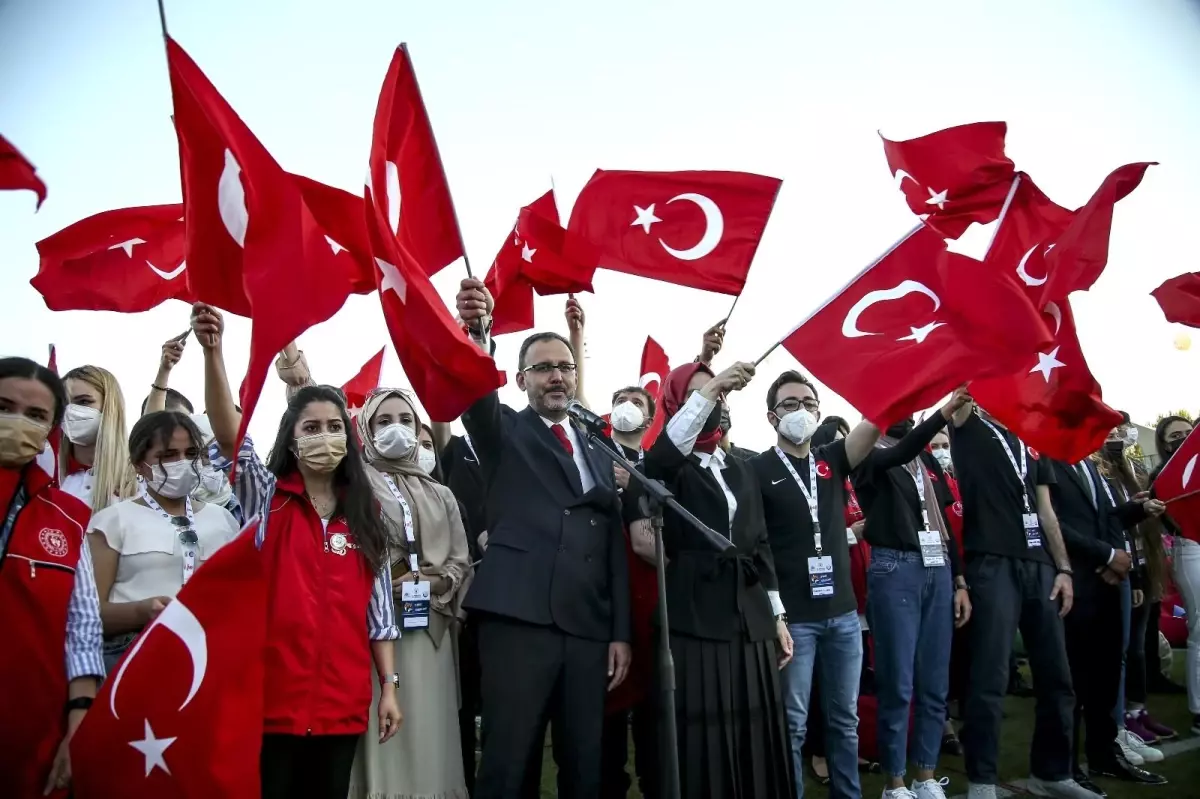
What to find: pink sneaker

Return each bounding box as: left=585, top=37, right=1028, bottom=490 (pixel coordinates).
left=1124, top=711, right=1160, bottom=744
left=1137, top=709, right=1177, bottom=741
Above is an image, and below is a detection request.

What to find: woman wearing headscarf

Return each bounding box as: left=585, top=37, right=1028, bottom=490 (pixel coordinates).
left=644, top=360, right=793, bottom=799
left=348, top=388, right=471, bottom=799
left=59, top=365, right=137, bottom=513
left=0, top=357, right=104, bottom=798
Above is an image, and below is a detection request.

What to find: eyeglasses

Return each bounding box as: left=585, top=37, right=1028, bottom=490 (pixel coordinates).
left=522, top=362, right=577, bottom=375
left=171, top=515, right=198, bottom=548
left=774, top=398, right=820, bottom=414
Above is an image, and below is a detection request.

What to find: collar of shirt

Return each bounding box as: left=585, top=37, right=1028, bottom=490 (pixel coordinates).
left=696, top=447, right=727, bottom=470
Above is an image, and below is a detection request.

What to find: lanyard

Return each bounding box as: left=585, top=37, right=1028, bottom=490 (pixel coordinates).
left=384, top=475, right=421, bottom=575
left=910, top=463, right=931, bottom=530
left=141, top=490, right=198, bottom=585
left=981, top=420, right=1032, bottom=513
left=1083, top=461, right=1117, bottom=508
left=775, top=447, right=822, bottom=553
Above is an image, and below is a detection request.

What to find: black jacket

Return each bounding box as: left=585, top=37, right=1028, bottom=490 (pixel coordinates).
left=644, top=432, right=779, bottom=643
left=461, top=393, right=630, bottom=643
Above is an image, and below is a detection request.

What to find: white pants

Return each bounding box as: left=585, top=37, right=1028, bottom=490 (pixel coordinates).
left=1173, top=537, right=1200, bottom=714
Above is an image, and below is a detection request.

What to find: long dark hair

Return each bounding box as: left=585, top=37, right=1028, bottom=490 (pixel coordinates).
left=266, top=385, right=387, bottom=570
left=0, top=356, right=66, bottom=428
left=128, top=411, right=204, bottom=495
left=1153, top=415, right=1192, bottom=480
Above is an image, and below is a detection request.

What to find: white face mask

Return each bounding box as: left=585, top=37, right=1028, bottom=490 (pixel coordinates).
left=193, top=465, right=233, bottom=505
left=190, top=413, right=215, bottom=444
left=375, top=422, right=417, bottom=459
left=1124, top=427, right=1139, bottom=447
left=777, top=408, right=819, bottom=445
left=418, top=447, right=438, bottom=475
left=146, top=459, right=200, bottom=499
left=932, top=448, right=952, bottom=471
left=64, top=404, right=102, bottom=446
left=610, top=401, right=646, bottom=434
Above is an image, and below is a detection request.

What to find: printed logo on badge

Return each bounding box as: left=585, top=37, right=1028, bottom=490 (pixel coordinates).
left=38, top=528, right=69, bottom=558
left=816, top=461, right=832, bottom=479
left=1027, top=447, right=1040, bottom=460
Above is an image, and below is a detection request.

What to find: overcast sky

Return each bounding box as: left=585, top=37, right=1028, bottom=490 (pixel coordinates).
left=1, top=0, right=1197, bottom=452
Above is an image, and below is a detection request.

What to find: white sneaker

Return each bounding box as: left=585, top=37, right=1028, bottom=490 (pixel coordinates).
left=1118, top=727, right=1164, bottom=763
left=881, top=789, right=917, bottom=799
left=912, top=777, right=950, bottom=799
left=967, top=784, right=997, bottom=799
left=1026, top=776, right=1101, bottom=798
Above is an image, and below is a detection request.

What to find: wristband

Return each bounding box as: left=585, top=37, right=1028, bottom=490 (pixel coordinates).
left=1056, top=567, right=1073, bottom=577
left=151, top=383, right=168, bottom=392
left=65, top=696, right=94, bottom=715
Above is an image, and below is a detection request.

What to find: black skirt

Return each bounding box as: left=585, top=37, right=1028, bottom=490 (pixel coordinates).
left=667, top=632, right=794, bottom=799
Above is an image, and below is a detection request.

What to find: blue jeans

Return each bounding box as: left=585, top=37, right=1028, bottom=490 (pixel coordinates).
left=781, top=611, right=863, bottom=799
left=867, top=548, right=953, bottom=778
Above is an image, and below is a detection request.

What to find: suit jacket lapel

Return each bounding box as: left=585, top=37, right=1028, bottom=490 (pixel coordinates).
left=520, top=408, right=584, bottom=497
left=721, top=460, right=752, bottom=547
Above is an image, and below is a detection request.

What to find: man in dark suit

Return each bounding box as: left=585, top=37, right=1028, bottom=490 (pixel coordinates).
left=1046, top=452, right=1167, bottom=789
left=455, top=278, right=632, bottom=799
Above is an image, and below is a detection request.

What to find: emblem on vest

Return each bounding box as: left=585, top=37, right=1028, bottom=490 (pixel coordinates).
left=326, top=532, right=358, bottom=556
left=39, top=528, right=69, bottom=558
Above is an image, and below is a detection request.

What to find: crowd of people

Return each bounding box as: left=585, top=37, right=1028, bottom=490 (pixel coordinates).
left=0, top=280, right=1196, bottom=799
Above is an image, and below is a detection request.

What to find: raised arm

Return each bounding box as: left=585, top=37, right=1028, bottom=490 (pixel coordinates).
left=644, top=362, right=753, bottom=479
left=871, top=414, right=948, bottom=470
left=191, top=302, right=241, bottom=459
left=455, top=279, right=505, bottom=466
left=144, top=332, right=188, bottom=415
left=275, top=342, right=315, bottom=401
left=843, top=421, right=881, bottom=470
left=566, top=296, right=591, bottom=410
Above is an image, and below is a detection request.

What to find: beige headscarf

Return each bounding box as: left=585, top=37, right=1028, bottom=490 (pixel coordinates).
left=877, top=436, right=952, bottom=547
left=358, top=388, right=470, bottom=646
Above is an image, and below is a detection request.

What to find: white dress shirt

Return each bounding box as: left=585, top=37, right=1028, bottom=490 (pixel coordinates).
left=541, top=417, right=596, bottom=494
left=666, top=392, right=785, bottom=617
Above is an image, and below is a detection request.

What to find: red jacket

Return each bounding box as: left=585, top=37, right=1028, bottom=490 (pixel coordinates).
left=262, top=472, right=378, bottom=736
left=0, top=465, right=90, bottom=798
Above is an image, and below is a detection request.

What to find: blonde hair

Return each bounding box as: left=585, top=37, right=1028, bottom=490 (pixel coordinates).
left=60, top=365, right=138, bottom=513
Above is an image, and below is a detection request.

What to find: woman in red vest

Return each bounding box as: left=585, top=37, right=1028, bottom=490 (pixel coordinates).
left=191, top=306, right=402, bottom=799
left=0, top=356, right=104, bottom=798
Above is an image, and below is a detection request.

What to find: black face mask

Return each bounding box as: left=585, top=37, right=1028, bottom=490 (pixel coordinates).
left=886, top=418, right=915, bottom=439
left=701, top=403, right=723, bottom=435
left=1104, top=440, right=1125, bottom=457
left=1165, top=439, right=1184, bottom=456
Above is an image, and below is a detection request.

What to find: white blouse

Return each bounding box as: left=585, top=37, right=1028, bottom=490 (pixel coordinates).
left=88, top=499, right=241, bottom=604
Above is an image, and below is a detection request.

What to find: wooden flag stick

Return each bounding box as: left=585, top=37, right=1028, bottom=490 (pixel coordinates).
left=549, top=174, right=574, bottom=300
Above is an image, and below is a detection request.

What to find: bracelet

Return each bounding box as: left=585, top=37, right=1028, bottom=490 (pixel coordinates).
left=1056, top=567, right=1074, bottom=576
left=65, top=696, right=94, bottom=715
left=151, top=383, right=168, bottom=392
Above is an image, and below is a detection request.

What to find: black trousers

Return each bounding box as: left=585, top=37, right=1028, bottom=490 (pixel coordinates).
left=1064, top=581, right=1123, bottom=771
left=600, top=700, right=659, bottom=799
left=476, top=615, right=609, bottom=799
left=260, top=733, right=359, bottom=799
left=1125, top=597, right=1151, bottom=704
left=457, top=617, right=482, bottom=795
left=961, top=555, right=1075, bottom=784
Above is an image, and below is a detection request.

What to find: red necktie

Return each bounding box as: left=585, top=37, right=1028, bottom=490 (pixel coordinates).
left=551, top=423, right=574, bottom=456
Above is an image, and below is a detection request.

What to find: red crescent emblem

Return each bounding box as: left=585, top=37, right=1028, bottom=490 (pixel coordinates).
left=816, top=461, right=832, bottom=479
left=1027, top=447, right=1040, bottom=460
left=952, top=501, right=963, bottom=517
left=38, top=528, right=69, bottom=558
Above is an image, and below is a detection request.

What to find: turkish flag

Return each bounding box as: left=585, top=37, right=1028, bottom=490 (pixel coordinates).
left=1152, top=272, right=1200, bottom=329
left=567, top=169, right=781, bottom=295
left=32, top=204, right=190, bottom=313
left=368, top=44, right=464, bottom=277
left=71, top=522, right=267, bottom=799
left=881, top=122, right=1016, bottom=239
left=638, top=336, right=671, bottom=448
left=292, top=174, right=377, bottom=294
left=780, top=225, right=1052, bottom=426
left=169, top=37, right=355, bottom=455
left=485, top=189, right=599, bottom=335
left=1153, top=428, right=1200, bottom=542
left=37, top=345, right=60, bottom=480
left=0, top=133, right=46, bottom=209
left=341, top=347, right=385, bottom=416
left=985, top=164, right=1154, bottom=306
left=970, top=298, right=1122, bottom=463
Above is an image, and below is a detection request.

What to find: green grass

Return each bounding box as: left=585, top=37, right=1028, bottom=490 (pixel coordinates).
left=536, top=653, right=1200, bottom=797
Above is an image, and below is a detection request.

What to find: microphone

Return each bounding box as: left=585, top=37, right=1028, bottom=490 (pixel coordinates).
left=566, top=400, right=610, bottom=433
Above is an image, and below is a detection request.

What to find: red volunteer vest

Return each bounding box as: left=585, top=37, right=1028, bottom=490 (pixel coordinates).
left=0, top=465, right=90, bottom=798
left=261, top=472, right=377, bottom=736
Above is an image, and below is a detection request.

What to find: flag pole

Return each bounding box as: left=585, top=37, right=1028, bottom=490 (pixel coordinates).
left=398, top=42, right=473, bottom=280
left=550, top=174, right=576, bottom=301
left=751, top=223, right=925, bottom=367
left=980, top=174, right=1022, bottom=260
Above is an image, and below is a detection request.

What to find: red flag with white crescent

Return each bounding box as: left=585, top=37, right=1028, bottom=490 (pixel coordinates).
left=638, top=337, right=671, bottom=448
left=1152, top=428, right=1200, bottom=543
left=0, top=133, right=46, bottom=209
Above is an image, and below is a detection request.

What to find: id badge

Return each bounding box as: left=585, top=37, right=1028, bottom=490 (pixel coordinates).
left=846, top=527, right=857, bottom=545
left=918, top=530, right=945, bottom=567
left=808, top=556, right=834, bottom=598
left=401, top=581, right=431, bottom=629
left=1022, top=512, right=1042, bottom=548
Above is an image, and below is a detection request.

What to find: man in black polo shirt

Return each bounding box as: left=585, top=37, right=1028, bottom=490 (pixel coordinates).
left=750, top=370, right=878, bottom=799
left=950, top=404, right=1089, bottom=799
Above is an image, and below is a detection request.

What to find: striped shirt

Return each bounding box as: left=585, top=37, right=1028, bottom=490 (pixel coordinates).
left=65, top=539, right=106, bottom=680
left=209, top=438, right=399, bottom=641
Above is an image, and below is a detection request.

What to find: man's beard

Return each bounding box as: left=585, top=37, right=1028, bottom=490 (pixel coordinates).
left=535, top=384, right=572, bottom=413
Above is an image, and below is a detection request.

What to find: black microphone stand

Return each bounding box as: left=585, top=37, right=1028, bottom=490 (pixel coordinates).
left=578, top=421, right=733, bottom=799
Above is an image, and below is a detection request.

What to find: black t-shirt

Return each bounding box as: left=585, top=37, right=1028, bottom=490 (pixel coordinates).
left=750, top=440, right=856, bottom=623
left=950, top=413, right=1055, bottom=564
left=615, top=442, right=649, bottom=527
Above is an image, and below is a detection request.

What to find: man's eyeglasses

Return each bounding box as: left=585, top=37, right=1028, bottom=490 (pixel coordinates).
left=774, top=398, right=820, bottom=414
left=523, top=362, right=578, bottom=375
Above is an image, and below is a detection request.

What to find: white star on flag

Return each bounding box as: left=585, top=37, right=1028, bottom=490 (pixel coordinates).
left=109, top=238, right=147, bottom=257
left=1029, top=347, right=1066, bottom=382
left=325, top=235, right=346, bottom=255
left=129, top=719, right=176, bottom=777
left=925, top=188, right=948, bottom=210
left=521, top=242, right=536, bottom=263
left=897, top=321, right=946, bottom=344
left=376, top=258, right=407, bottom=303
left=631, top=204, right=661, bottom=234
